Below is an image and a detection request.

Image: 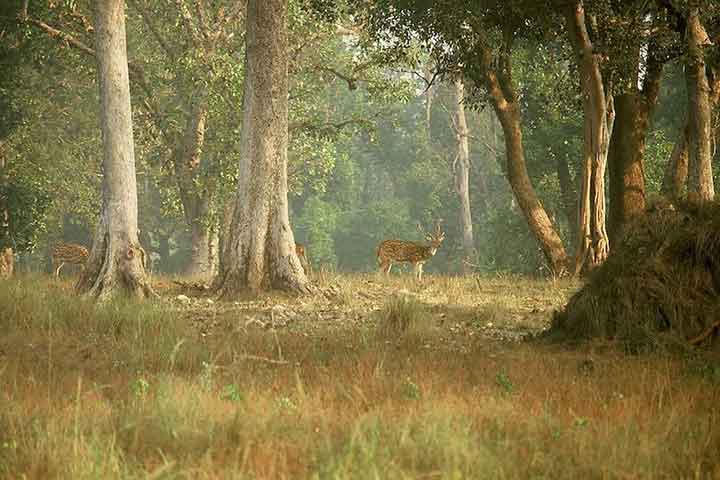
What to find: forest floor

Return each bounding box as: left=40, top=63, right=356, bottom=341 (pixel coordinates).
left=1, top=273, right=719, bottom=479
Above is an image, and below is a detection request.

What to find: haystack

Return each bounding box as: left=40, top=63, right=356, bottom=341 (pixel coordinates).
left=551, top=197, right=720, bottom=349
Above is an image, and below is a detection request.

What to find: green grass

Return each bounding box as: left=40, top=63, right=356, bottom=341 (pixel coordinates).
left=0, top=275, right=719, bottom=479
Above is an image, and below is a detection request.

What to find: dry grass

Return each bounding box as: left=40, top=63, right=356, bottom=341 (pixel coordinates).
left=1, top=274, right=719, bottom=479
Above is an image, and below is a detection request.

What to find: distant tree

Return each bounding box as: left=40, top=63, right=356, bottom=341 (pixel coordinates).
left=449, top=79, right=476, bottom=272
left=356, top=0, right=570, bottom=276
left=77, top=0, right=154, bottom=299
left=214, top=0, right=310, bottom=295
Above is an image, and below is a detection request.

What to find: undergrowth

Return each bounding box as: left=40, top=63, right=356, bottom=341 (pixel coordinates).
left=0, top=275, right=718, bottom=479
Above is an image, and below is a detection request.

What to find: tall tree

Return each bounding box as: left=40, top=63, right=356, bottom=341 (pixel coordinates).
left=214, top=0, right=309, bottom=295
left=565, top=0, right=614, bottom=273
left=606, top=17, right=664, bottom=244
left=77, top=0, right=154, bottom=299
left=450, top=79, right=475, bottom=272
left=357, top=1, right=570, bottom=276
left=685, top=3, right=715, bottom=201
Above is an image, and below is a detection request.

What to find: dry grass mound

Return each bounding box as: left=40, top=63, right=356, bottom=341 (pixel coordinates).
left=552, top=197, right=720, bottom=349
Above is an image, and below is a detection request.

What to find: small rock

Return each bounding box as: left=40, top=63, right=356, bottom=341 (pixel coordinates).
left=176, top=294, right=191, bottom=302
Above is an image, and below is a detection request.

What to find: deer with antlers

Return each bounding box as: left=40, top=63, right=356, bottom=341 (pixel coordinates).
left=377, top=221, right=445, bottom=280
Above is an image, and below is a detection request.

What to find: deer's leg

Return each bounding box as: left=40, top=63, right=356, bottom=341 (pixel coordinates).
left=417, top=263, right=424, bottom=281
left=55, top=262, right=64, bottom=278
left=381, top=261, right=392, bottom=275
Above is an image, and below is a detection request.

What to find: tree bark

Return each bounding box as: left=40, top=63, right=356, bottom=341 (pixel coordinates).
left=0, top=149, right=11, bottom=278
left=424, top=61, right=434, bottom=140
left=662, top=118, right=690, bottom=199
left=77, top=0, right=154, bottom=300
left=476, top=35, right=568, bottom=276
left=556, top=154, right=577, bottom=247
left=214, top=0, right=309, bottom=296
left=158, top=232, right=170, bottom=271
left=452, top=79, right=475, bottom=273
left=566, top=1, right=613, bottom=274
left=607, top=53, right=662, bottom=244
left=685, top=6, right=714, bottom=201
left=171, top=93, right=216, bottom=277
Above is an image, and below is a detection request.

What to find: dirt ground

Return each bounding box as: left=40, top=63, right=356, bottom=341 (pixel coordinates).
left=157, top=273, right=580, bottom=347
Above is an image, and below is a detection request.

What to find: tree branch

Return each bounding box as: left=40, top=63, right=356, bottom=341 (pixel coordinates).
left=127, top=0, right=178, bottom=61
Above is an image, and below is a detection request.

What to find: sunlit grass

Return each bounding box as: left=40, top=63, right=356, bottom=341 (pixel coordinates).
left=0, top=275, right=718, bottom=478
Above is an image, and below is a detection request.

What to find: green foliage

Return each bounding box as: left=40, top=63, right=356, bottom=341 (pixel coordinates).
left=495, top=371, right=514, bottom=395
left=296, top=196, right=339, bottom=269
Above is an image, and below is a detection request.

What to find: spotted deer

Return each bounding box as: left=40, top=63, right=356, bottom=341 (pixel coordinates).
left=377, top=222, right=445, bottom=280
left=51, top=242, right=89, bottom=277
left=295, top=242, right=311, bottom=276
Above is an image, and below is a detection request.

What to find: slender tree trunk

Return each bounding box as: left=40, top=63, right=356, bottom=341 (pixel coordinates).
left=663, top=64, right=720, bottom=200
left=662, top=119, right=690, bottom=199
left=424, top=61, right=434, bottom=140
left=158, top=232, right=170, bottom=271
left=566, top=1, right=613, bottom=274
left=77, top=0, right=154, bottom=300
left=452, top=79, right=475, bottom=273
left=476, top=37, right=568, bottom=276
left=685, top=6, right=714, bottom=201
left=214, top=0, right=309, bottom=295
left=0, top=150, right=11, bottom=278
left=556, top=154, right=577, bottom=247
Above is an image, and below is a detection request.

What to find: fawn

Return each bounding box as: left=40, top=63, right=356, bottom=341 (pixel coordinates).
left=295, top=242, right=311, bottom=276
left=51, top=242, right=89, bottom=277
left=377, top=222, right=445, bottom=280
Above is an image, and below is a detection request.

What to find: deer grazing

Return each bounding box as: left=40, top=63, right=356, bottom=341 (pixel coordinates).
left=377, top=222, right=445, bottom=280
left=295, top=242, right=311, bottom=276
left=51, top=242, right=89, bottom=277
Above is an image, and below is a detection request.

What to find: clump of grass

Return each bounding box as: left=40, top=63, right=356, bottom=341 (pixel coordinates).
left=375, top=294, right=433, bottom=338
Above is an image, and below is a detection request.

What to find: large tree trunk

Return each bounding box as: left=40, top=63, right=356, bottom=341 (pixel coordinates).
left=452, top=80, right=475, bottom=273
left=566, top=1, right=613, bottom=274
left=685, top=6, right=714, bottom=201
left=77, top=0, right=154, bottom=300
left=607, top=53, right=662, bottom=244
left=476, top=37, right=568, bottom=276
left=608, top=94, right=645, bottom=245
left=214, top=0, right=309, bottom=296
left=173, top=93, right=216, bottom=277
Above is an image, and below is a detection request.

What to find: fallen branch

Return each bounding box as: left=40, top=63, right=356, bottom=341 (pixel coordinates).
left=689, top=319, right=720, bottom=346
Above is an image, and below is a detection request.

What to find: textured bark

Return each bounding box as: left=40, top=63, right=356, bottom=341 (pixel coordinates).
left=607, top=44, right=662, bottom=244
left=566, top=1, right=613, bottom=274
left=608, top=95, right=644, bottom=245
left=476, top=38, right=568, bottom=276
left=173, top=94, right=215, bottom=277
left=685, top=6, right=714, bottom=201
left=661, top=119, right=689, bottom=199
left=77, top=0, right=154, bottom=300
left=452, top=80, right=475, bottom=272
left=214, top=0, right=309, bottom=296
